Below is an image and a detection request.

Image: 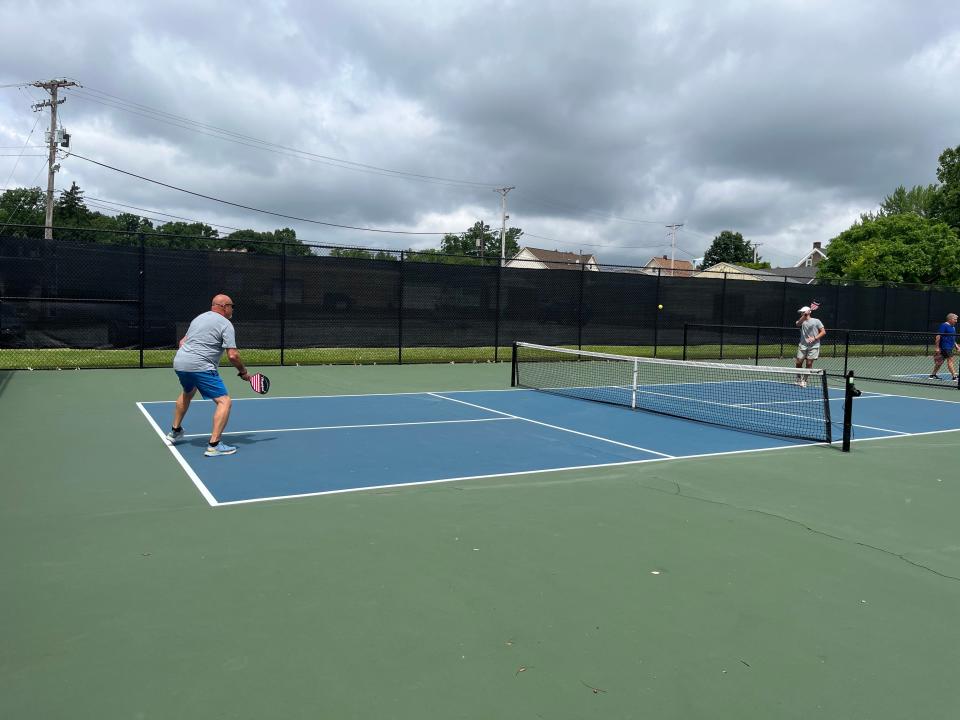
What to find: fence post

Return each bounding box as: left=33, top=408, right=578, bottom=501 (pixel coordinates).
left=719, top=273, right=727, bottom=359
left=653, top=268, right=661, bottom=357
left=137, top=231, right=145, bottom=369
left=843, top=329, right=850, bottom=376
left=682, top=323, right=688, bottom=360
left=755, top=326, right=761, bottom=365
left=398, top=251, right=404, bottom=365
left=833, top=279, right=841, bottom=358
left=494, top=261, right=502, bottom=362
left=925, top=285, right=933, bottom=356
left=279, top=243, right=287, bottom=366
left=881, top=283, right=889, bottom=355
left=577, top=262, right=585, bottom=351
left=779, top=276, right=787, bottom=357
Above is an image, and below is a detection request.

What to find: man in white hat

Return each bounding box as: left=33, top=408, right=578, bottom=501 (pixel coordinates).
left=794, top=305, right=826, bottom=387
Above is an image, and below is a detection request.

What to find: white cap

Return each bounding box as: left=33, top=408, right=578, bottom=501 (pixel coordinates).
left=797, top=306, right=811, bottom=314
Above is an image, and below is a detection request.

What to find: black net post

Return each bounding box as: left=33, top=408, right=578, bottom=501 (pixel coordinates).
left=842, top=371, right=861, bottom=452
left=510, top=342, right=518, bottom=386
left=137, top=231, right=145, bottom=369
left=754, top=326, right=761, bottom=365
left=682, top=323, right=688, bottom=360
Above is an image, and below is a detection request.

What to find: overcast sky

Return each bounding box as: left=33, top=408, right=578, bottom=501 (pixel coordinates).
left=1, top=0, right=959, bottom=267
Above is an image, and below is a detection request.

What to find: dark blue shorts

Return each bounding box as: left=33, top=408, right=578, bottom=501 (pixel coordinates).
left=939, top=346, right=955, bottom=358
left=175, top=370, right=229, bottom=400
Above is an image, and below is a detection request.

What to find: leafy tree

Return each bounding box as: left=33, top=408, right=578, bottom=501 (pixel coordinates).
left=932, top=144, right=960, bottom=231
left=701, top=231, right=758, bottom=267
left=0, top=187, right=46, bottom=234
left=55, top=181, right=90, bottom=224
left=879, top=184, right=941, bottom=219
left=437, top=220, right=523, bottom=262
left=329, top=247, right=397, bottom=260
left=816, top=213, right=960, bottom=285
left=224, top=227, right=312, bottom=256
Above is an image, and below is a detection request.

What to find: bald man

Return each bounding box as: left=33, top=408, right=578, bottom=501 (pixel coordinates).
left=166, top=294, right=251, bottom=456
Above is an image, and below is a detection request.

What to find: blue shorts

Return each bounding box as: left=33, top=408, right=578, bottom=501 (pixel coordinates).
left=175, top=370, right=229, bottom=400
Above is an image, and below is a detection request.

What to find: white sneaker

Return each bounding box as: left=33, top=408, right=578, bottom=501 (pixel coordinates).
left=165, top=428, right=184, bottom=444
left=204, top=442, right=237, bottom=457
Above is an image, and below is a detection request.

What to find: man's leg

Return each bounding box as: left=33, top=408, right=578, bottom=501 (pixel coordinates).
left=209, top=394, right=233, bottom=444
left=947, top=354, right=957, bottom=379
left=173, top=388, right=196, bottom=429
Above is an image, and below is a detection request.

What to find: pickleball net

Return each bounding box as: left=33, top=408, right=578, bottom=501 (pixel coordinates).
left=511, top=342, right=834, bottom=443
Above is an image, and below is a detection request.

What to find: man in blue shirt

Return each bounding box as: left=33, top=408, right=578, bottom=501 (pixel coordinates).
left=929, top=313, right=958, bottom=381
left=166, top=294, right=251, bottom=456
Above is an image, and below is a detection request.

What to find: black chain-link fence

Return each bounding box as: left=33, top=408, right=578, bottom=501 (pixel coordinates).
left=684, top=323, right=960, bottom=389
left=3, top=225, right=960, bottom=370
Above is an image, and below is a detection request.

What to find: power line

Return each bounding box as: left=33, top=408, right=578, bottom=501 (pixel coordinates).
left=515, top=192, right=675, bottom=226
left=69, top=87, right=502, bottom=190
left=65, top=152, right=459, bottom=236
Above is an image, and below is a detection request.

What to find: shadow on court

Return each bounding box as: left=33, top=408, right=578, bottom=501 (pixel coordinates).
left=0, top=371, right=13, bottom=399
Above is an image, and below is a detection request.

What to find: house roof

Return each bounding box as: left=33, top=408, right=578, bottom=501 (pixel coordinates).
left=766, top=266, right=818, bottom=283
left=697, top=262, right=775, bottom=276
left=644, top=255, right=694, bottom=272
left=793, top=246, right=829, bottom=267
left=512, top=247, right=597, bottom=266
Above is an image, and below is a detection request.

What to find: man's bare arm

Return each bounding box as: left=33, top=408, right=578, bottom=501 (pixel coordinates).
left=226, top=348, right=250, bottom=381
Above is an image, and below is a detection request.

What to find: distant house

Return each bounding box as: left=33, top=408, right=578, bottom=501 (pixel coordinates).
left=695, top=262, right=783, bottom=282
left=764, top=242, right=828, bottom=284
left=794, top=241, right=828, bottom=268
left=642, top=255, right=695, bottom=277
left=506, top=247, right=600, bottom=270
left=765, top=266, right=818, bottom=284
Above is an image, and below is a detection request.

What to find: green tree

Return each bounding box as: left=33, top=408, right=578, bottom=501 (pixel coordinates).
left=329, top=247, right=398, bottom=260
left=435, top=220, right=523, bottom=263
left=879, top=184, right=941, bottom=219
left=224, top=227, right=312, bottom=256
left=932, top=144, right=960, bottom=231
left=55, top=181, right=90, bottom=224
left=0, top=187, right=45, bottom=234
left=701, top=230, right=757, bottom=267
left=816, top=214, right=960, bottom=285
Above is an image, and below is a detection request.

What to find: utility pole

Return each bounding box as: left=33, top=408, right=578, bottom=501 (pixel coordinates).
left=493, top=186, right=515, bottom=267
left=665, top=223, right=683, bottom=277
left=32, top=78, right=77, bottom=240
left=752, top=242, right=763, bottom=264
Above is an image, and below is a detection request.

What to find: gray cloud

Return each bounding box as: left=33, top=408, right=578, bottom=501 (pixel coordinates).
left=1, top=0, right=959, bottom=265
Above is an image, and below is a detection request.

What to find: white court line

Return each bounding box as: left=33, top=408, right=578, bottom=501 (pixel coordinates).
left=851, top=422, right=910, bottom=435
left=426, top=392, right=675, bottom=458
left=138, top=387, right=525, bottom=404
left=137, top=386, right=960, bottom=507
left=136, top=402, right=219, bottom=507
left=213, top=442, right=822, bottom=507
left=862, top=389, right=960, bottom=405
left=182, top=416, right=514, bottom=438
left=213, top=425, right=960, bottom=507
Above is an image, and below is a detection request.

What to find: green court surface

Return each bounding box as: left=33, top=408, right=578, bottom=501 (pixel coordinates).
left=2, top=364, right=960, bottom=719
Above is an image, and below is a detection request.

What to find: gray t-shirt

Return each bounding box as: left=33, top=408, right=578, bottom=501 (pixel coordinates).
left=173, top=311, right=237, bottom=371
left=798, top=317, right=824, bottom=350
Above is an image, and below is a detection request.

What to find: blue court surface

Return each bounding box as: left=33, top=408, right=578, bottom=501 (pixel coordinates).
left=137, top=386, right=960, bottom=506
